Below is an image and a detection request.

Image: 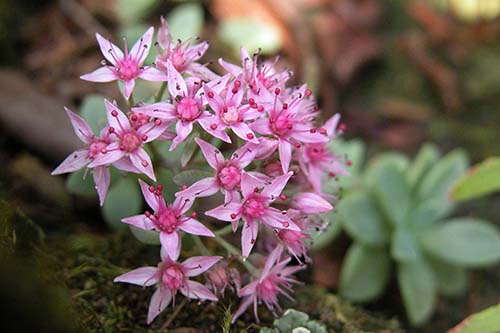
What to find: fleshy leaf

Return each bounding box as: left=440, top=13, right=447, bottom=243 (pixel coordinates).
left=324, top=138, right=365, bottom=192
left=391, top=226, right=421, bottom=262
left=80, top=94, right=107, bottom=135
left=407, top=143, right=440, bottom=189
left=102, top=177, right=143, bottom=230
left=420, top=218, right=500, bottom=267
left=339, top=243, right=390, bottom=302
left=166, top=3, right=204, bottom=41
left=364, top=152, right=410, bottom=189
left=311, top=210, right=342, bottom=251
left=129, top=225, right=160, bottom=245
left=448, top=304, right=500, bottom=333
left=398, top=259, right=436, bottom=325
left=428, top=258, right=467, bottom=297
left=408, top=199, right=449, bottom=232
left=155, top=168, right=177, bottom=202
left=66, top=168, right=97, bottom=198
left=451, top=157, right=500, bottom=201
left=116, top=0, right=155, bottom=24
left=339, top=191, right=389, bottom=246
left=172, top=169, right=213, bottom=187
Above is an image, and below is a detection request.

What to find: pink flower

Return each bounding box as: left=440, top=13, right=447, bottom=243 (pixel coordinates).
left=198, top=77, right=260, bottom=143
left=114, top=247, right=221, bottom=324
left=205, top=259, right=241, bottom=296
left=51, top=107, right=111, bottom=205
left=175, top=137, right=256, bottom=203
left=81, top=27, right=167, bottom=100
left=231, top=245, right=303, bottom=323
left=122, top=180, right=215, bottom=260
left=206, top=172, right=300, bottom=258
left=156, top=17, right=217, bottom=81
left=132, top=64, right=229, bottom=150
left=297, top=114, right=348, bottom=193
left=251, top=86, right=328, bottom=173
left=290, top=192, right=333, bottom=214
left=88, top=100, right=168, bottom=181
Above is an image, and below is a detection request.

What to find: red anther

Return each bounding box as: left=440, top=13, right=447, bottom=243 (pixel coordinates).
left=250, top=238, right=255, bottom=244
left=279, top=194, right=287, bottom=200
left=248, top=98, right=255, bottom=105
left=148, top=185, right=155, bottom=192
left=234, top=80, right=241, bottom=87
left=274, top=88, right=281, bottom=95
left=309, top=128, right=316, bottom=133
left=130, top=114, right=138, bottom=121
left=157, top=184, right=163, bottom=192
left=145, top=211, right=151, bottom=217
left=223, top=107, right=228, bottom=113
left=294, top=143, right=301, bottom=149
left=210, top=123, right=218, bottom=130
left=282, top=103, right=288, bottom=109
left=346, top=160, right=353, bottom=166
left=250, top=103, right=258, bottom=109
left=246, top=133, right=254, bottom=139
left=207, top=91, right=214, bottom=98
left=281, top=221, right=290, bottom=228
left=287, top=124, right=293, bottom=130
left=254, top=187, right=259, bottom=193
left=181, top=185, right=188, bottom=190
left=319, top=128, right=327, bottom=135
left=339, top=123, right=346, bottom=131
left=257, top=105, right=264, bottom=112
left=101, top=147, right=108, bottom=154
left=108, top=127, right=115, bottom=133
left=119, top=145, right=126, bottom=151
left=313, top=105, right=319, bottom=111
left=230, top=213, right=237, bottom=219
left=154, top=119, right=162, bottom=126
left=142, top=135, right=148, bottom=141
left=305, top=89, right=312, bottom=97
left=141, top=160, right=149, bottom=167
left=231, top=88, right=238, bottom=94
left=190, top=212, right=198, bottom=218
left=111, top=110, right=118, bottom=117
left=328, top=172, right=336, bottom=177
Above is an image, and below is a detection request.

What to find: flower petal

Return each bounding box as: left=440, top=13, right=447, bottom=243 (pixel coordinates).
left=104, top=99, right=131, bottom=134
left=291, top=192, right=333, bottom=214
left=95, top=32, right=124, bottom=65
left=51, top=149, right=89, bottom=175
left=114, top=266, right=159, bottom=286
left=139, top=66, right=168, bottom=81
left=194, top=137, right=223, bottom=169
left=240, top=172, right=265, bottom=198
left=179, top=218, right=214, bottom=237
left=122, top=214, right=155, bottom=230
left=132, top=102, right=177, bottom=121
left=158, top=17, right=172, bottom=49
left=80, top=66, right=117, bottom=82
left=88, top=142, right=125, bottom=167
left=166, top=61, right=187, bottom=97
left=130, top=148, right=156, bottom=181
left=260, top=207, right=300, bottom=231
left=181, top=256, right=222, bottom=277
left=278, top=139, right=292, bottom=173
left=241, top=220, right=259, bottom=258
left=205, top=202, right=242, bottom=222
left=174, top=177, right=219, bottom=198
left=147, top=288, right=172, bottom=324
left=198, top=117, right=231, bottom=143
left=160, top=231, right=181, bottom=261
left=261, top=171, right=292, bottom=199
left=130, top=26, right=154, bottom=65
left=139, top=179, right=163, bottom=212
left=123, top=79, right=136, bottom=100
left=65, top=107, right=94, bottom=143
left=181, top=280, right=218, bottom=301
left=231, top=122, right=258, bottom=143
left=170, top=121, right=193, bottom=151
left=93, top=166, right=110, bottom=206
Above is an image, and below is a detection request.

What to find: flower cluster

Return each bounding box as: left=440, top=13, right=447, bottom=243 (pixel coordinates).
left=52, top=18, right=347, bottom=325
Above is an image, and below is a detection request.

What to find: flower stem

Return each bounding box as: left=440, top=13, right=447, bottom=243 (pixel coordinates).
left=213, top=234, right=256, bottom=274
left=155, top=82, right=167, bottom=102
left=127, top=94, right=135, bottom=108
left=162, top=297, right=188, bottom=329
left=214, top=224, right=234, bottom=236
left=192, top=235, right=210, bottom=256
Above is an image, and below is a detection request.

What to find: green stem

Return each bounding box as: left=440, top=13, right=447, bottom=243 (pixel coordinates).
left=214, top=224, right=234, bottom=236
left=155, top=82, right=167, bottom=102
left=192, top=235, right=210, bottom=256
left=127, top=94, right=135, bottom=108
left=162, top=297, right=188, bottom=329
left=213, top=235, right=256, bottom=274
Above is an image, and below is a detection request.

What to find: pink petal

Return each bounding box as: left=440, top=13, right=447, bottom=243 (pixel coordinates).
left=139, top=66, right=168, bottom=81
left=175, top=177, right=219, bottom=198
left=231, top=295, right=254, bottom=324
left=170, top=121, right=193, bottom=151
left=198, top=117, right=231, bottom=143
left=147, top=288, right=172, bottom=324
left=291, top=192, right=333, bottom=214
left=95, top=32, right=124, bottom=65
left=137, top=120, right=170, bottom=143
left=231, top=122, right=258, bottom=143
left=130, top=148, right=156, bottom=181
left=232, top=144, right=257, bottom=168
left=166, top=61, right=187, bottom=97
left=65, top=107, right=94, bottom=143
left=123, top=79, right=136, bottom=100
left=261, top=245, right=284, bottom=278
left=132, top=102, right=177, bottom=121
left=205, top=202, right=242, bottom=222
left=172, top=195, right=195, bottom=215
left=130, top=26, right=154, bottom=65
left=324, top=113, right=340, bottom=137
left=93, top=166, right=110, bottom=206
left=104, top=99, right=131, bottom=134
left=185, top=42, right=209, bottom=62
left=160, top=231, right=181, bottom=261
left=80, top=66, right=117, bottom=82
left=292, top=129, right=328, bottom=143
left=122, top=214, right=155, bottom=230
left=218, top=58, right=242, bottom=77
left=278, top=139, right=292, bottom=173
left=185, top=62, right=219, bottom=81
left=241, top=220, right=259, bottom=258
left=114, top=266, right=159, bottom=286
left=88, top=142, right=125, bottom=167
left=180, top=280, right=218, bottom=301
left=181, top=256, right=222, bottom=277
left=179, top=218, right=214, bottom=237
left=51, top=149, right=89, bottom=175
left=139, top=179, right=164, bottom=211
left=251, top=118, right=273, bottom=135
left=261, top=171, right=292, bottom=199
left=261, top=207, right=300, bottom=231
left=203, top=85, right=225, bottom=112
left=194, top=137, right=223, bottom=169
left=240, top=172, right=265, bottom=198
left=158, top=17, right=172, bottom=49
left=113, top=157, right=141, bottom=173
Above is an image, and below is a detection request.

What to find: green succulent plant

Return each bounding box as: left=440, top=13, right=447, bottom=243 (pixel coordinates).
left=336, top=143, right=500, bottom=325
left=259, top=309, right=326, bottom=333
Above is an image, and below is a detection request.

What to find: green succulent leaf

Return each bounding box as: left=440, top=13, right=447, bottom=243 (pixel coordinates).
left=339, top=243, right=390, bottom=302
left=339, top=191, right=389, bottom=246
left=452, top=157, right=500, bottom=201
left=311, top=210, right=342, bottom=251
left=166, top=3, right=204, bottom=41
left=80, top=94, right=107, bottom=135
left=172, top=169, right=213, bottom=187
left=420, top=218, right=500, bottom=267
left=102, top=177, right=143, bottom=230
left=448, top=304, right=500, bottom=333
left=155, top=168, right=177, bottom=202
left=273, top=309, right=309, bottom=331
left=398, top=259, right=436, bottom=325
left=428, top=258, right=467, bottom=297
left=417, top=149, right=468, bottom=208
left=407, top=143, right=440, bottom=188
left=370, top=164, right=411, bottom=226
left=66, top=168, right=98, bottom=198
left=116, top=0, right=155, bottom=23
left=408, top=199, right=448, bottom=231
left=129, top=225, right=160, bottom=245
left=181, top=135, right=199, bottom=167
left=391, top=226, right=421, bottom=262
left=364, top=152, right=409, bottom=188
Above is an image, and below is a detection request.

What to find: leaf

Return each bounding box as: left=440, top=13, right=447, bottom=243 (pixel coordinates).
left=364, top=152, right=409, bottom=189
left=80, top=95, right=106, bottom=135
left=339, top=243, right=390, bottom=302
left=116, top=0, right=156, bottom=24
left=311, top=210, right=342, bottom=251
left=324, top=138, right=365, bottom=192
left=407, top=143, right=440, bottom=188
left=420, top=218, right=500, bottom=267
left=398, top=259, right=436, bottom=325
left=102, top=177, right=143, bottom=230
left=428, top=258, right=467, bottom=297
left=218, top=18, right=282, bottom=56
left=391, top=226, right=421, bottom=262
left=273, top=309, right=309, bottom=331
left=172, top=169, right=213, bottom=187
left=166, top=3, right=204, bottom=41
left=448, top=304, right=500, bottom=333
left=155, top=168, right=176, bottom=202
left=417, top=149, right=468, bottom=206
left=129, top=225, right=160, bottom=245
left=338, top=191, right=390, bottom=246
left=66, top=168, right=97, bottom=198
left=181, top=135, right=199, bottom=167
left=408, top=199, right=449, bottom=231
left=452, top=157, right=500, bottom=201
left=370, top=164, right=410, bottom=226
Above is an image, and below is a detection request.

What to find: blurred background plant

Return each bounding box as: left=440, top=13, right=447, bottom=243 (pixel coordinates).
left=1, top=0, right=499, bottom=332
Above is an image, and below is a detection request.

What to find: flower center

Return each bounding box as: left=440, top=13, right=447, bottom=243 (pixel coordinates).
left=257, top=276, right=279, bottom=303
left=256, top=71, right=274, bottom=89
left=117, top=57, right=139, bottom=81
left=156, top=208, right=178, bottom=233
left=129, top=112, right=150, bottom=129
left=270, top=114, right=292, bottom=137
left=171, top=50, right=187, bottom=72
left=305, top=143, right=330, bottom=162
left=162, top=265, right=184, bottom=291
left=121, top=132, right=142, bottom=152
left=88, top=140, right=107, bottom=158
left=177, top=97, right=201, bottom=121
left=242, top=196, right=266, bottom=219
left=220, top=106, right=240, bottom=125
left=217, top=165, right=241, bottom=190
